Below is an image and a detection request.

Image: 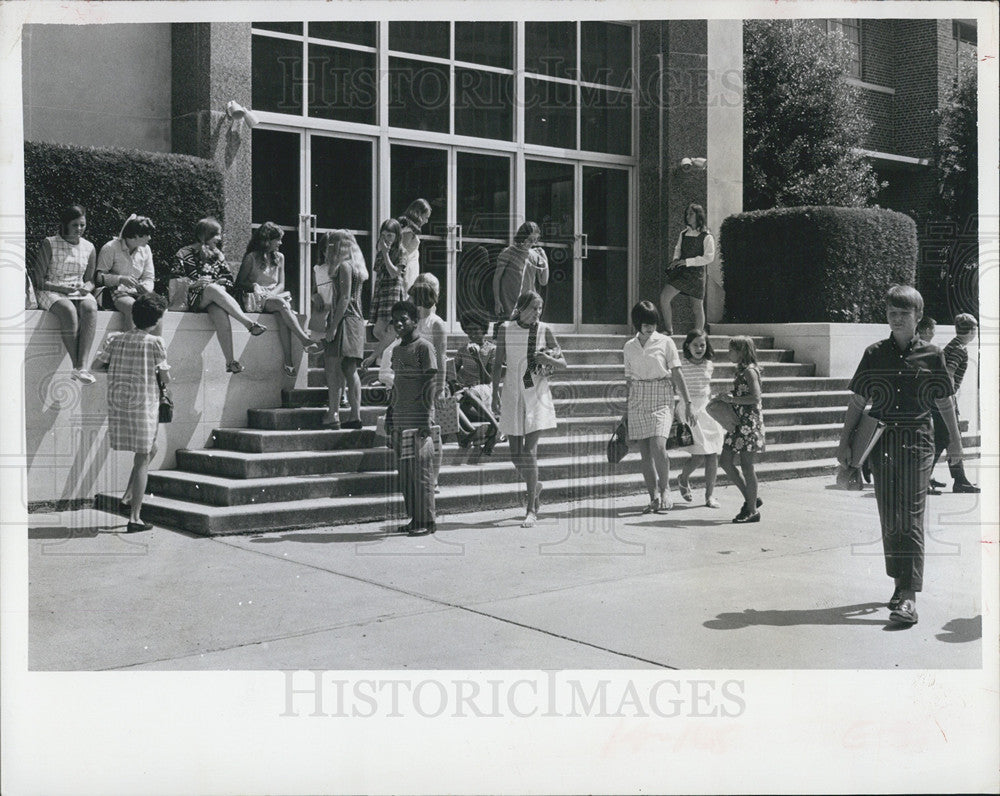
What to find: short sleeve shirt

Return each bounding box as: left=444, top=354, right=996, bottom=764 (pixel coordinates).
left=848, top=335, right=954, bottom=422
left=623, top=331, right=681, bottom=380
left=390, top=336, right=438, bottom=428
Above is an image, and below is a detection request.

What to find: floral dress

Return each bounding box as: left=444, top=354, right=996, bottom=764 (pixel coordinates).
left=174, top=242, right=233, bottom=311
left=724, top=363, right=765, bottom=453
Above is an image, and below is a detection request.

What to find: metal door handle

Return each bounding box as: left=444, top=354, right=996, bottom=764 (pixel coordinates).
left=454, top=224, right=463, bottom=252
left=578, top=233, right=589, bottom=259
left=309, top=214, right=317, bottom=245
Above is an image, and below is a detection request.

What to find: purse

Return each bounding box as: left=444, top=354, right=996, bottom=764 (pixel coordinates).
left=607, top=414, right=629, bottom=463
left=158, top=381, right=173, bottom=424
left=665, top=417, right=695, bottom=450
left=706, top=396, right=739, bottom=432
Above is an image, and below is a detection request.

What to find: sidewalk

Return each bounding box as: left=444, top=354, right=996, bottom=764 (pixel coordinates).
left=27, top=471, right=984, bottom=671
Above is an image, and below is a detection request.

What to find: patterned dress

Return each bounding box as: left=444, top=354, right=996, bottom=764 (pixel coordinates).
left=678, top=358, right=725, bottom=455
left=497, top=321, right=557, bottom=437
left=324, top=261, right=367, bottom=359
left=724, top=364, right=766, bottom=453
left=174, top=243, right=234, bottom=311
left=36, top=235, right=96, bottom=310
left=95, top=330, right=170, bottom=453
left=370, top=249, right=407, bottom=326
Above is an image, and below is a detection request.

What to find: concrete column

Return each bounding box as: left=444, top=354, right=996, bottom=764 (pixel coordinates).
left=706, top=20, right=743, bottom=323
left=171, top=23, right=253, bottom=264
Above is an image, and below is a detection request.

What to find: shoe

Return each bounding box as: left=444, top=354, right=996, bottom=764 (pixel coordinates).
left=927, top=487, right=942, bottom=496
left=929, top=478, right=947, bottom=489
left=641, top=498, right=660, bottom=514
left=282, top=364, right=296, bottom=377
left=705, top=496, right=720, bottom=508
left=226, top=360, right=244, bottom=374
left=320, top=413, right=341, bottom=429
left=887, top=588, right=903, bottom=611
left=888, top=599, right=918, bottom=626
left=248, top=322, right=267, bottom=336
left=125, top=521, right=153, bottom=533
left=304, top=341, right=324, bottom=355
left=953, top=482, right=981, bottom=494
left=521, top=511, right=537, bottom=528
left=71, top=368, right=97, bottom=385
left=341, top=419, right=363, bottom=430
left=407, top=523, right=436, bottom=537
left=733, top=510, right=760, bottom=524
left=678, top=475, right=693, bottom=502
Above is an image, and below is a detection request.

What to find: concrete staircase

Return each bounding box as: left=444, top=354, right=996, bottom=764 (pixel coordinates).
left=97, top=333, right=980, bottom=535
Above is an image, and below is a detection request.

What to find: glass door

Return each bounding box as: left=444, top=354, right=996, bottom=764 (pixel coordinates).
left=524, top=159, right=575, bottom=328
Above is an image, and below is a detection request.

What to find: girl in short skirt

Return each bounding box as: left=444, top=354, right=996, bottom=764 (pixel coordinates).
left=622, top=301, right=693, bottom=513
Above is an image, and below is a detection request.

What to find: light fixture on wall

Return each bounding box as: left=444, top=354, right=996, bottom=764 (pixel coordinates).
left=226, top=100, right=260, bottom=132
left=679, top=157, right=707, bottom=172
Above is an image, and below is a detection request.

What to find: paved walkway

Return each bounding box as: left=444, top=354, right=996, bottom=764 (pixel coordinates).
left=28, top=470, right=985, bottom=671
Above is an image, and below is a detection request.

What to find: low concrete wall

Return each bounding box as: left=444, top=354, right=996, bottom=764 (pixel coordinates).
left=713, top=323, right=981, bottom=434
left=23, top=309, right=307, bottom=505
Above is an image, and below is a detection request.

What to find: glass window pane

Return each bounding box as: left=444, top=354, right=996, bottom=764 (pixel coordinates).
left=308, top=44, right=377, bottom=124
left=581, top=86, right=631, bottom=155
left=455, top=69, right=513, bottom=141
left=253, top=22, right=303, bottom=35
left=525, top=78, right=576, bottom=149
left=308, top=21, right=376, bottom=47
left=454, top=22, right=512, bottom=69
left=389, top=21, right=449, bottom=59
left=252, top=36, right=304, bottom=115
left=525, top=22, right=576, bottom=79
left=456, top=152, right=510, bottom=238
left=252, top=129, right=301, bottom=224
left=581, top=22, right=632, bottom=87
left=389, top=57, right=450, bottom=134
left=457, top=242, right=506, bottom=327
left=583, top=166, right=628, bottom=248
left=525, top=160, right=575, bottom=324
left=581, top=250, right=627, bottom=325
left=310, top=136, right=372, bottom=231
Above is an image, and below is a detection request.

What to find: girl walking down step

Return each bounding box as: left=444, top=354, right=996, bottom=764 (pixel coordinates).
left=715, top=336, right=766, bottom=523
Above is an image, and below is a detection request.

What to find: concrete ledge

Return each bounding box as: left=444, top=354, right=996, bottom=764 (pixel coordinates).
left=712, top=322, right=980, bottom=433
left=23, top=309, right=306, bottom=504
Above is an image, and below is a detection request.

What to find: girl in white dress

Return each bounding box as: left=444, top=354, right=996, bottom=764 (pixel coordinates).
left=676, top=329, right=725, bottom=507
left=491, top=291, right=566, bottom=527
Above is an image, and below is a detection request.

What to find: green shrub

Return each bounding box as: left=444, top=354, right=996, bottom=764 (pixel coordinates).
left=24, top=141, right=224, bottom=295
left=720, top=206, right=917, bottom=323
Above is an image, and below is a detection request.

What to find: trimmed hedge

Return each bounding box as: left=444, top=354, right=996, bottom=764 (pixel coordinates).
left=25, top=141, right=224, bottom=295
left=719, top=206, right=917, bottom=323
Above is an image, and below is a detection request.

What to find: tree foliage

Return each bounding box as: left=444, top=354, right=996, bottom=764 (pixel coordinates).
left=743, top=20, right=881, bottom=210
left=934, top=64, right=977, bottom=227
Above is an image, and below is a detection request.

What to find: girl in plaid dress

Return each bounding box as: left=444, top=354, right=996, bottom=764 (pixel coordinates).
left=362, top=218, right=407, bottom=378
left=31, top=204, right=99, bottom=384
left=714, top=336, right=766, bottom=523
left=622, top=301, right=694, bottom=514
left=92, top=293, right=170, bottom=533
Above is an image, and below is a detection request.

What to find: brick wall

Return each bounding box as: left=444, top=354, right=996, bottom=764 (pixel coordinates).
left=860, top=20, right=894, bottom=87
left=892, top=20, right=940, bottom=160
left=857, top=89, right=893, bottom=152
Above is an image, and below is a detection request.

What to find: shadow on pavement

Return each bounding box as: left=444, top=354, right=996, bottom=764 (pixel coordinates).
left=703, top=602, right=887, bottom=629
left=935, top=615, right=982, bottom=643
left=29, top=524, right=126, bottom=539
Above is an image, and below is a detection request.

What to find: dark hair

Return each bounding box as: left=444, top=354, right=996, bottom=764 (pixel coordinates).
left=886, top=284, right=923, bottom=317
left=954, top=313, right=978, bottom=335
left=685, top=202, right=707, bottom=232
left=378, top=217, right=403, bottom=265
left=630, top=300, right=660, bottom=331
left=194, top=217, right=223, bottom=244
left=244, top=221, right=283, bottom=258
left=408, top=280, right=437, bottom=309
left=460, top=311, right=488, bottom=333
left=513, top=221, right=541, bottom=247
left=916, top=315, right=936, bottom=335
left=682, top=328, right=714, bottom=360
left=511, top=290, right=543, bottom=322
left=728, top=335, right=759, bottom=370
left=390, top=299, right=420, bottom=322
left=58, top=204, right=87, bottom=236
left=120, top=216, right=155, bottom=240
left=131, top=291, right=168, bottom=330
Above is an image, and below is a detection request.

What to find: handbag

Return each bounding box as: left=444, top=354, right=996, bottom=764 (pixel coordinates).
left=434, top=392, right=462, bottom=437
left=167, top=277, right=192, bottom=311
left=158, top=381, right=173, bottom=424
left=665, top=417, right=695, bottom=450
left=607, top=414, right=629, bottom=463
left=706, top=396, right=739, bottom=432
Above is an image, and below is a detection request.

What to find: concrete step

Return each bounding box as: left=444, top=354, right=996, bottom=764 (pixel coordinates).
left=379, top=333, right=777, bottom=350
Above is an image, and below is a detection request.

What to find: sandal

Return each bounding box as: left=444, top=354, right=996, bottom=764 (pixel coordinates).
left=641, top=498, right=660, bottom=514
left=678, top=475, right=693, bottom=502
left=705, top=496, right=720, bottom=508
left=521, top=511, right=537, bottom=529
left=248, top=322, right=267, bottom=336
left=282, top=364, right=296, bottom=377
left=226, top=360, right=244, bottom=373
